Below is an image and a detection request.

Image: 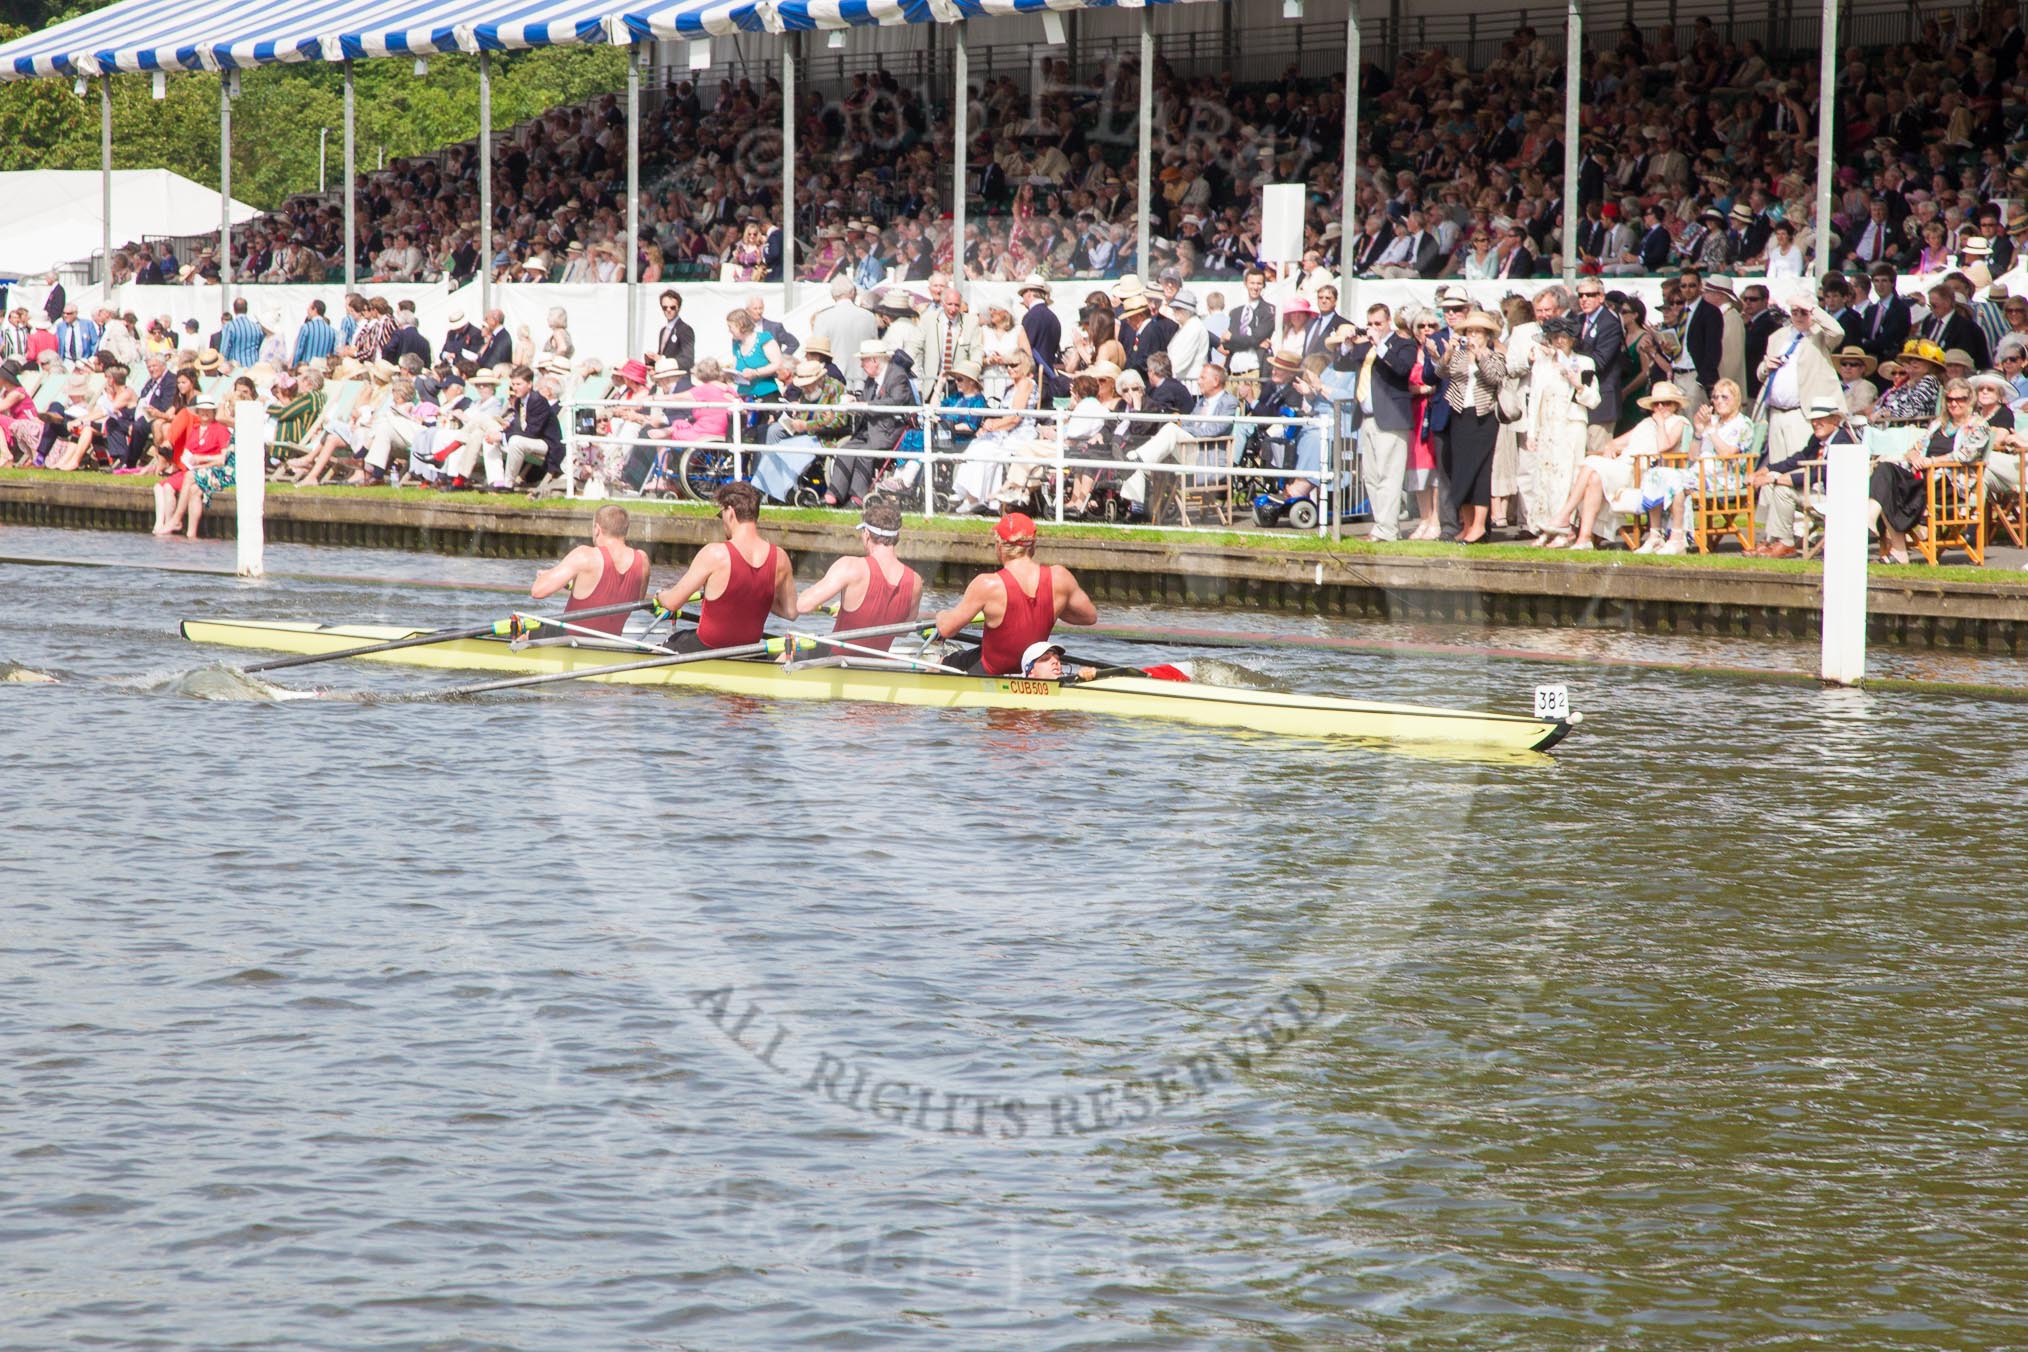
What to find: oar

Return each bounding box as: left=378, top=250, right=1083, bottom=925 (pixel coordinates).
left=240, top=599, right=653, bottom=673
left=432, top=618, right=929, bottom=698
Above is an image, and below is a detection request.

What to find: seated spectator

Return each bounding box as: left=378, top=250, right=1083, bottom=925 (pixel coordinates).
left=1869, top=376, right=1988, bottom=564
left=644, top=358, right=739, bottom=498
left=1538, top=380, right=1689, bottom=549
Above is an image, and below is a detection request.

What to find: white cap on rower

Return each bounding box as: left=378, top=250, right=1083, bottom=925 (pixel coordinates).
left=1020, top=641, right=1066, bottom=675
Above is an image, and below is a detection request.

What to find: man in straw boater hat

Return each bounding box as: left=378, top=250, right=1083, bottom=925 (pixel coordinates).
left=751, top=357, right=851, bottom=504
left=1833, top=345, right=1879, bottom=413
left=791, top=498, right=923, bottom=655
left=1748, top=397, right=1858, bottom=558
left=1755, top=282, right=1848, bottom=468
left=930, top=511, right=1097, bottom=676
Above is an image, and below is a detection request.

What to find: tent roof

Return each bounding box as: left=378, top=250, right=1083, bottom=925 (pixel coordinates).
left=0, top=168, right=257, bottom=277
left=0, top=0, right=1206, bottom=79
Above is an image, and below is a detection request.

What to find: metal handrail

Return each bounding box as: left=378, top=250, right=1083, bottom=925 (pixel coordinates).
left=561, top=391, right=1346, bottom=537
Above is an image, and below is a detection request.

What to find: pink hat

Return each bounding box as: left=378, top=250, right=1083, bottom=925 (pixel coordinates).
left=1282, top=295, right=1316, bottom=317
left=616, top=358, right=649, bottom=386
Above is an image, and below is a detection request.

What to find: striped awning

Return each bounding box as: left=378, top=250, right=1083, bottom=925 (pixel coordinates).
left=0, top=0, right=759, bottom=80
left=771, top=0, right=1208, bottom=30
left=0, top=0, right=1191, bottom=80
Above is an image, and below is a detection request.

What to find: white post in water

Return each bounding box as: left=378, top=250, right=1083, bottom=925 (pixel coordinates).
left=234, top=400, right=265, bottom=577
left=1819, top=443, right=1867, bottom=683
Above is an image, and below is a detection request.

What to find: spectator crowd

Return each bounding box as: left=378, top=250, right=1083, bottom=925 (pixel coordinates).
left=56, top=0, right=2028, bottom=293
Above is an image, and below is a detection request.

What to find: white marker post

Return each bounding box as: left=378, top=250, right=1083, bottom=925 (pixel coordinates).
left=234, top=399, right=265, bottom=578
left=1819, top=442, right=1868, bottom=684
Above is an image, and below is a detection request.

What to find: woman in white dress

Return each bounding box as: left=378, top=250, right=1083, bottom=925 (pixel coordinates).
left=978, top=305, right=1030, bottom=404
left=1761, top=220, right=1807, bottom=279
left=1523, top=314, right=1600, bottom=542
left=1536, top=381, right=1688, bottom=549
left=950, top=353, right=1035, bottom=514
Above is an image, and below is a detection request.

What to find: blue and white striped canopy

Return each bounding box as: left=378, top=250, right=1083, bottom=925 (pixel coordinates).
left=0, top=0, right=763, bottom=80
left=772, top=0, right=1208, bottom=31
left=0, top=0, right=1199, bottom=80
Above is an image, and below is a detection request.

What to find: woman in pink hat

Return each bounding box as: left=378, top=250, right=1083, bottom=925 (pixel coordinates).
left=587, top=359, right=654, bottom=495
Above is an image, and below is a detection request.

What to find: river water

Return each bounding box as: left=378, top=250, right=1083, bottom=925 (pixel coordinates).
left=4, top=527, right=2026, bottom=1350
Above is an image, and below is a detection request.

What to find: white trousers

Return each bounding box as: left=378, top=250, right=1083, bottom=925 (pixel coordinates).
left=1361, top=424, right=1409, bottom=540
left=1120, top=424, right=1200, bottom=506
left=364, top=414, right=418, bottom=471
left=484, top=434, right=549, bottom=487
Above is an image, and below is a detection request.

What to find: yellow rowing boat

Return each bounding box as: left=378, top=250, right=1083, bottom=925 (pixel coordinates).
left=181, top=618, right=1579, bottom=754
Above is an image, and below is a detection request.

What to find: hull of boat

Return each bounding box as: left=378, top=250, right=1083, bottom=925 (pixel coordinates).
left=181, top=619, right=1574, bottom=753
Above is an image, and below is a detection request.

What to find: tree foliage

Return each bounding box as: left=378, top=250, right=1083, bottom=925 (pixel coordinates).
left=0, top=19, right=626, bottom=211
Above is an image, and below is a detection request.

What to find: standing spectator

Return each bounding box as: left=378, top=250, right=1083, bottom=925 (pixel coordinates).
left=1348, top=302, right=1417, bottom=542
left=1017, top=276, right=1060, bottom=372
left=1221, top=269, right=1274, bottom=375
left=292, top=299, right=337, bottom=367
left=1572, top=278, right=1623, bottom=453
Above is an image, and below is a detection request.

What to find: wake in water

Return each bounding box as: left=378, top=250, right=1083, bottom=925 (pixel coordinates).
left=138, top=666, right=327, bottom=703
left=1, top=660, right=60, bottom=684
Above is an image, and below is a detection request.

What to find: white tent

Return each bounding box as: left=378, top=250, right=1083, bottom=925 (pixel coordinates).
left=0, top=169, right=257, bottom=279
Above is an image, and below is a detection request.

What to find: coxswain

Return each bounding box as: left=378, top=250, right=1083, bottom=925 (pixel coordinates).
left=529, top=503, right=649, bottom=637
left=651, top=482, right=796, bottom=652
left=794, top=499, right=923, bottom=652
left=1021, top=642, right=1096, bottom=683
left=932, top=511, right=1097, bottom=674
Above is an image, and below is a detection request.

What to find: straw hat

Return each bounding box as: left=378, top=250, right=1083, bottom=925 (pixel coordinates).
left=1112, top=274, right=1145, bottom=302
left=469, top=367, right=502, bottom=386
left=803, top=334, right=832, bottom=358
left=1017, top=273, right=1052, bottom=300
left=1968, top=369, right=2014, bottom=397
left=1833, top=345, right=1877, bottom=376
left=857, top=339, right=891, bottom=361
left=1084, top=360, right=1122, bottom=380
left=652, top=356, right=685, bottom=382
left=791, top=358, right=828, bottom=388
left=369, top=357, right=400, bottom=381
left=1454, top=309, right=1503, bottom=335
left=1944, top=347, right=1976, bottom=370
left=1637, top=380, right=1689, bottom=409
left=196, top=348, right=226, bottom=374
left=948, top=359, right=984, bottom=385
left=1267, top=348, right=1306, bottom=373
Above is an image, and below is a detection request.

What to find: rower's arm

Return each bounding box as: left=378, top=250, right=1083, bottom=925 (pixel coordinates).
left=933, top=575, right=995, bottom=638
left=795, top=558, right=854, bottom=616
left=530, top=545, right=593, bottom=600
left=771, top=551, right=799, bottom=621
left=654, top=547, right=718, bottom=613
left=1056, top=566, right=1099, bottom=626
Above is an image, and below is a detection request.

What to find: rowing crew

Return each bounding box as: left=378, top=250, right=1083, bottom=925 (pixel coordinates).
left=529, top=486, right=1098, bottom=675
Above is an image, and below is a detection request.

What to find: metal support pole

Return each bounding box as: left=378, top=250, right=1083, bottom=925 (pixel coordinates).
left=343, top=59, right=356, bottom=291
left=627, top=43, right=641, bottom=350
left=1563, top=0, right=1582, bottom=283
left=1136, top=7, right=1153, bottom=279
left=219, top=78, right=232, bottom=306
left=1812, top=0, right=1835, bottom=280
left=479, top=50, right=493, bottom=316
left=780, top=33, right=796, bottom=311
left=100, top=76, right=112, bottom=301
left=1341, top=5, right=1359, bottom=279
left=953, top=24, right=969, bottom=282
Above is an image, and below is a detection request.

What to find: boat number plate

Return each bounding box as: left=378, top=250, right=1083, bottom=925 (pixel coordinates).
left=1534, top=684, right=1570, bottom=721
left=1004, top=679, right=1055, bottom=696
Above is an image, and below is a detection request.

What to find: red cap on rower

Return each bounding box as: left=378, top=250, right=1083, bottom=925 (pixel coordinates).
left=994, top=512, right=1037, bottom=542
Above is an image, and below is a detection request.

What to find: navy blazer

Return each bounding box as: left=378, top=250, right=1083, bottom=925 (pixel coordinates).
left=1351, top=334, right=1419, bottom=431
left=1857, top=294, right=1911, bottom=362
left=1637, top=225, right=1673, bottom=272
left=1576, top=306, right=1625, bottom=427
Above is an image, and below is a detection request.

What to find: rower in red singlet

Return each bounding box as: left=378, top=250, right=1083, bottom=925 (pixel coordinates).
left=530, top=503, right=651, bottom=636
left=932, top=511, right=1097, bottom=675
left=652, top=481, right=797, bottom=653
left=794, top=499, right=923, bottom=652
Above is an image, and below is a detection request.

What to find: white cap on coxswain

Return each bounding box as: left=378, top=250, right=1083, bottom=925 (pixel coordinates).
left=1020, top=641, right=1065, bottom=675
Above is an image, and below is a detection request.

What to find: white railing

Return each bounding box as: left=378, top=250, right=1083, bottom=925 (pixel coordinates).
left=561, top=392, right=1353, bottom=540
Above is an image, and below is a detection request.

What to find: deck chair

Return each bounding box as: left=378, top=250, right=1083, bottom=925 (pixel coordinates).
left=1690, top=451, right=1758, bottom=554
left=1916, top=459, right=1986, bottom=565
left=1157, top=435, right=1235, bottom=526
left=1984, top=448, right=2028, bottom=548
